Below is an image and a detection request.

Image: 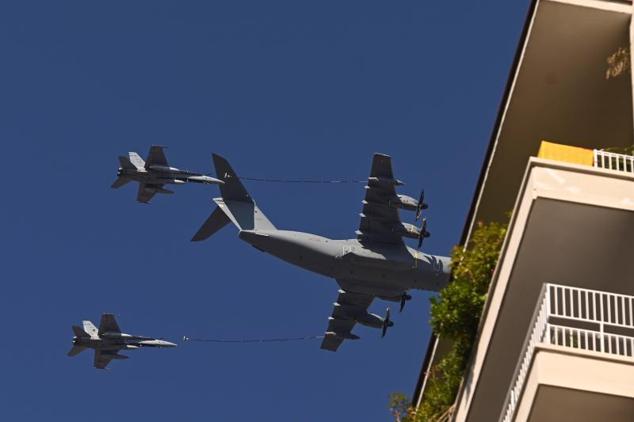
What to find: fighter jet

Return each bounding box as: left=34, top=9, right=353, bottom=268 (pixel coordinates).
left=111, top=145, right=223, bottom=203
left=67, top=313, right=176, bottom=369
left=192, top=153, right=451, bottom=351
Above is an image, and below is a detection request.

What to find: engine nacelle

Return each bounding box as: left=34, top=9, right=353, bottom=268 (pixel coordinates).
left=393, top=194, right=418, bottom=211
left=325, top=331, right=360, bottom=340
left=393, top=222, right=420, bottom=239
left=354, top=312, right=385, bottom=329
left=367, top=177, right=404, bottom=188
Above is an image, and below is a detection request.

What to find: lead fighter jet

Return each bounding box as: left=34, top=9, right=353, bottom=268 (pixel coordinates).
left=192, top=153, right=451, bottom=351
left=111, top=145, right=223, bottom=203
left=67, top=314, right=176, bottom=369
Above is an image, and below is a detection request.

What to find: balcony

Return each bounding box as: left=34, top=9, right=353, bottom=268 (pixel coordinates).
left=501, top=283, right=634, bottom=422
left=594, top=149, right=634, bottom=174
left=452, top=157, right=634, bottom=421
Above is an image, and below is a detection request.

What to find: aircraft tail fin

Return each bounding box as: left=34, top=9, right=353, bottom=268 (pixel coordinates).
left=67, top=345, right=87, bottom=357
left=213, top=153, right=252, bottom=202
left=82, top=320, right=99, bottom=339
left=72, top=325, right=89, bottom=338
left=118, top=153, right=144, bottom=171
left=191, top=154, right=275, bottom=241
left=128, top=152, right=145, bottom=169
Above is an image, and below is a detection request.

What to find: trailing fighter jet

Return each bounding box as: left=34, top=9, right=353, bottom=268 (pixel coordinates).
left=67, top=313, right=176, bottom=369
left=192, top=153, right=451, bottom=351
left=111, top=145, right=223, bottom=203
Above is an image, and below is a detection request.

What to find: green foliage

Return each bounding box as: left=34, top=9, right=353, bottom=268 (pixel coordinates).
left=389, top=221, right=507, bottom=422
left=430, top=221, right=507, bottom=342
left=388, top=392, right=412, bottom=422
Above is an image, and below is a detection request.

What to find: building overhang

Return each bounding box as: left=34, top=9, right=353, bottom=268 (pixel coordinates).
left=471, top=0, right=632, bottom=232
left=516, top=346, right=634, bottom=421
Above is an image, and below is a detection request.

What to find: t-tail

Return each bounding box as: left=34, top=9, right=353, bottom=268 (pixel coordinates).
left=191, top=153, right=275, bottom=241
left=111, top=152, right=144, bottom=189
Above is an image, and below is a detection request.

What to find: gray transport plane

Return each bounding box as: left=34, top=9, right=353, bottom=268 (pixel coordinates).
left=68, top=314, right=177, bottom=369
left=111, top=145, right=223, bottom=203
left=192, top=153, right=451, bottom=351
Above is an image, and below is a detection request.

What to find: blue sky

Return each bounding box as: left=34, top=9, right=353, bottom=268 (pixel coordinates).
left=1, top=2, right=528, bottom=421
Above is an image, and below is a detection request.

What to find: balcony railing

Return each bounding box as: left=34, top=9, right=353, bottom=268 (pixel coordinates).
left=593, top=149, right=634, bottom=174
left=500, top=283, right=634, bottom=422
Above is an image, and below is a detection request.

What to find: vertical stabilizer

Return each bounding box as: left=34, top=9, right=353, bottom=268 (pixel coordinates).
left=213, top=153, right=252, bottom=202
left=72, top=325, right=89, bottom=338
left=67, top=345, right=87, bottom=357
left=82, top=321, right=99, bottom=339
left=128, top=152, right=145, bottom=169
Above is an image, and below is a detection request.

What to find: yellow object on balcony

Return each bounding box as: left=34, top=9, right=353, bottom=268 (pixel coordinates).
left=537, top=140, right=593, bottom=166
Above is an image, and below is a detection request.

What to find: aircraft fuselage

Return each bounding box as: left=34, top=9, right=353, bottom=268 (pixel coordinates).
left=118, top=167, right=221, bottom=185
left=72, top=334, right=176, bottom=351
left=238, top=230, right=450, bottom=296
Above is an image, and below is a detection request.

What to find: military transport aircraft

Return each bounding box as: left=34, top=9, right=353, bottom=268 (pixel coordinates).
left=192, top=153, right=451, bottom=351
left=111, top=145, right=223, bottom=203
left=67, top=313, right=176, bottom=369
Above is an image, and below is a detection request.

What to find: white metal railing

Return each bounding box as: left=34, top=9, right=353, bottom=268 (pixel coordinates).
left=499, top=283, right=634, bottom=422
left=593, top=149, right=634, bottom=174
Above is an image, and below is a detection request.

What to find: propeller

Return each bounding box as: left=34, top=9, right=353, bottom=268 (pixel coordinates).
left=399, top=293, right=412, bottom=312
left=417, top=218, right=430, bottom=249
left=381, top=307, right=394, bottom=338
left=415, top=190, right=428, bottom=220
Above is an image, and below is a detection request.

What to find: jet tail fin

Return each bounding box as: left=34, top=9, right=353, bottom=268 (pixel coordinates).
left=67, top=345, right=87, bottom=357
left=213, top=153, right=252, bottom=202
left=72, top=325, right=89, bottom=338
left=82, top=321, right=99, bottom=339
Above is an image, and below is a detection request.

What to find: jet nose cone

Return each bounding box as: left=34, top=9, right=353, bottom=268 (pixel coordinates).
left=161, top=340, right=177, bottom=348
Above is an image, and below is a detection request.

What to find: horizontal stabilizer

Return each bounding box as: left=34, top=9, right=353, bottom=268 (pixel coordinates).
left=67, top=345, right=87, bottom=357
left=111, top=177, right=130, bottom=189
left=192, top=205, right=230, bottom=241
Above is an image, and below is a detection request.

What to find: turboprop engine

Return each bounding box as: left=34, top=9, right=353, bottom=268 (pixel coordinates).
left=394, top=222, right=422, bottom=239
left=351, top=308, right=394, bottom=337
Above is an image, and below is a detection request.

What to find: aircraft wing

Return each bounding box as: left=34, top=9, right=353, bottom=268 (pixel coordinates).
left=357, top=153, right=403, bottom=245
left=320, top=288, right=374, bottom=352
left=93, top=349, right=120, bottom=369
left=146, top=145, right=169, bottom=167
left=98, top=313, right=121, bottom=335
left=137, top=183, right=158, bottom=203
